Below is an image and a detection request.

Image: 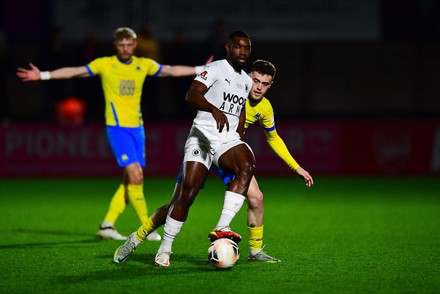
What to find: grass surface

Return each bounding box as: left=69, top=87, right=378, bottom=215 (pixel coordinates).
left=0, top=176, right=439, bottom=293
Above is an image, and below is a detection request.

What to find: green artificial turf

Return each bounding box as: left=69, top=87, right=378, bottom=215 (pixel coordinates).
left=0, top=176, right=438, bottom=293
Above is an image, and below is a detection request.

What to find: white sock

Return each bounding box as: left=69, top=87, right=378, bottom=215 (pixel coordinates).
left=215, top=191, right=246, bottom=229
left=159, top=215, right=184, bottom=252
left=130, top=233, right=142, bottom=246
left=250, top=249, right=262, bottom=256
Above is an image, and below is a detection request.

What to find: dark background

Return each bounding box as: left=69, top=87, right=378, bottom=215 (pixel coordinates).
left=1, top=0, right=440, bottom=123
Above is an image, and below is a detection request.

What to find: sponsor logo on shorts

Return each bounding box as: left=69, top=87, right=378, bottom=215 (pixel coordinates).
left=192, top=149, right=201, bottom=156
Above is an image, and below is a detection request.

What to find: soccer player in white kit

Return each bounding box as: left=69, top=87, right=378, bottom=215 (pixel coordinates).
left=114, top=31, right=255, bottom=267
left=154, top=31, right=255, bottom=267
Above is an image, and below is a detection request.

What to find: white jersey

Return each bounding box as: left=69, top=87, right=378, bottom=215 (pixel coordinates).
left=191, top=59, right=252, bottom=144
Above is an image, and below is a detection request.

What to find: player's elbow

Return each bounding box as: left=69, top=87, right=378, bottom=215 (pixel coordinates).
left=184, top=93, right=193, bottom=106
left=185, top=87, right=200, bottom=106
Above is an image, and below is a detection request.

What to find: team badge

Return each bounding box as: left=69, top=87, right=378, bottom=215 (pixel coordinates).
left=192, top=149, right=201, bottom=156
left=200, top=71, right=208, bottom=80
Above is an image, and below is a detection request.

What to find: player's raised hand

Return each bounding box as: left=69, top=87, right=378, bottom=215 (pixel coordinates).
left=211, top=107, right=229, bottom=133
left=295, top=167, right=314, bottom=187
left=17, top=63, right=41, bottom=81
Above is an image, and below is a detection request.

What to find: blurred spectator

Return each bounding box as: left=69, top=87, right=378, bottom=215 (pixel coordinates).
left=136, top=22, right=161, bottom=119
left=43, top=27, right=72, bottom=69
left=0, top=30, right=11, bottom=121
left=206, top=19, right=229, bottom=60
left=41, top=27, right=75, bottom=120
left=75, top=29, right=105, bottom=122
left=78, top=29, right=104, bottom=63
left=136, top=22, right=161, bottom=61
left=166, top=29, right=197, bottom=119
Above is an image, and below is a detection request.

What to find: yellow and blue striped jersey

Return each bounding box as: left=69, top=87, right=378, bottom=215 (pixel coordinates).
left=86, top=55, right=161, bottom=127
left=245, top=97, right=300, bottom=171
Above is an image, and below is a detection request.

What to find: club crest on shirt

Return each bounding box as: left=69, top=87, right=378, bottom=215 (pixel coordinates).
left=200, top=71, right=208, bottom=80
left=192, top=149, right=201, bottom=156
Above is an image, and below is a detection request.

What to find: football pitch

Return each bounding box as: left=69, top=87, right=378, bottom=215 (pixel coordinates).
left=0, top=176, right=438, bottom=293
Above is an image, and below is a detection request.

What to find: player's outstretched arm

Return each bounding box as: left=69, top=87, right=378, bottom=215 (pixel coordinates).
left=159, top=65, right=199, bottom=77
left=157, top=55, right=214, bottom=77
left=17, top=62, right=89, bottom=81
left=264, top=130, right=314, bottom=187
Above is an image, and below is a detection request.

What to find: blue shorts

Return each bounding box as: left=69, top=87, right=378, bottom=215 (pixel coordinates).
left=212, top=165, right=236, bottom=186
left=176, top=163, right=235, bottom=186
left=106, top=126, right=146, bottom=168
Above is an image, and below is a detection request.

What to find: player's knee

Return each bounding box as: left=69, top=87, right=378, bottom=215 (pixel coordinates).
left=133, top=175, right=144, bottom=185
left=124, top=163, right=144, bottom=185
left=128, top=171, right=143, bottom=185
left=180, top=186, right=200, bottom=207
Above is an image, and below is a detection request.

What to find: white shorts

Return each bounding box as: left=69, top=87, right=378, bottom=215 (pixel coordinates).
left=182, top=127, right=250, bottom=169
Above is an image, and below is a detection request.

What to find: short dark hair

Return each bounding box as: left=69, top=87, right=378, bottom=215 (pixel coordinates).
left=252, top=60, right=276, bottom=79
left=227, top=31, right=250, bottom=43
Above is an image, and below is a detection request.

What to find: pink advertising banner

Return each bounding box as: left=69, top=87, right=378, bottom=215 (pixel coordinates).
left=1, top=120, right=439, bottom=177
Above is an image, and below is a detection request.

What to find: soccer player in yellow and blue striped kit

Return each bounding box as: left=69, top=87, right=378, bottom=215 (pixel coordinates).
left=211, top=59, right=314, bottom=262
left=17, top=27, right=208, bottom=241
left=114, top=59, right=314, bottom=265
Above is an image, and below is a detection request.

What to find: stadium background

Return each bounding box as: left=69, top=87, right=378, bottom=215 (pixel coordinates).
left=1, top=0, right=440, bottom=177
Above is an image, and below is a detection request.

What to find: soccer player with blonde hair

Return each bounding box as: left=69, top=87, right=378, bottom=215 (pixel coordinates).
left=17, top=27, right=209, bottom=241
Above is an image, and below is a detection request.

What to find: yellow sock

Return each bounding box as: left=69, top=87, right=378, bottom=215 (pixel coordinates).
left=248, top=225, right=264, bottom=251
left=136, top=216, right=157, bottom=241
left=127, top=184, right=148, bottom=224
left=102, top=184, right=126, bottom=225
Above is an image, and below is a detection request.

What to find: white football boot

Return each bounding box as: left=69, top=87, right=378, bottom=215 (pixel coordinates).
left=146, top=230, right=161, bottom=241
left=114, top=232, right=138, bottom=263
left=154, top=250, right=172, bottom=267
left=97, top=226, right=127, bottom=240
